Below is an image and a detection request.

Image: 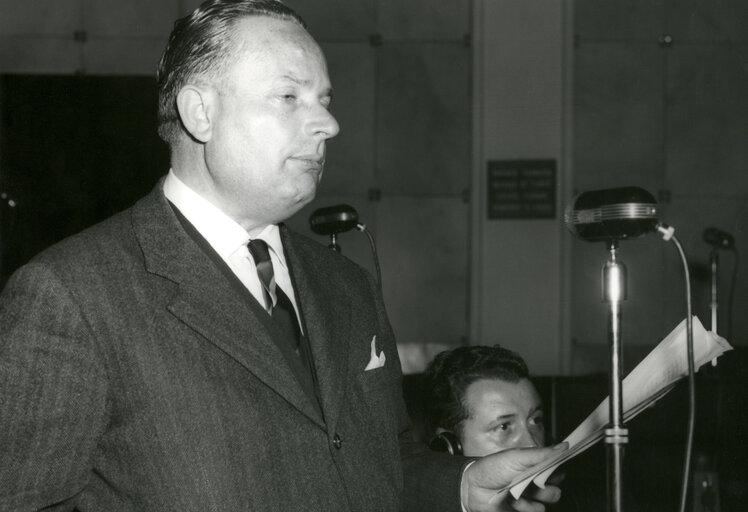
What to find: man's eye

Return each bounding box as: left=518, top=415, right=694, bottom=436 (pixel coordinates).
left=532, top=415, right=544, bottom=426
left=495, top=423, right=510, bottom=432
left=280, top=94, right=297, bottom=102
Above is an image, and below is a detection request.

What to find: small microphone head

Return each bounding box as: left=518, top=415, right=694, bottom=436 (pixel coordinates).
left=565, top=186, right=659, bottom=242
left=703, top=227, right=734, bottom=249
left=309, top=204, right=359, bottom=235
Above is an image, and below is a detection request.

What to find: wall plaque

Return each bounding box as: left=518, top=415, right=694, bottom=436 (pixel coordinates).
left=487, top=159, right=556, bottom=219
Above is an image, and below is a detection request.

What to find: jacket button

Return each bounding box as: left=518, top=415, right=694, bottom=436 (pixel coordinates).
left=333, top=433, right=342, bottom=449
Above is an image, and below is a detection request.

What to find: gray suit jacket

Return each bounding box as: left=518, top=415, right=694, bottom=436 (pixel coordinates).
left=0, top=181, right=465, bottom=511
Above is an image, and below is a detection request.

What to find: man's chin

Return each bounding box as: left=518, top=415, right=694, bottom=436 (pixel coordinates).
left=279, top=188, right=317, bottom=222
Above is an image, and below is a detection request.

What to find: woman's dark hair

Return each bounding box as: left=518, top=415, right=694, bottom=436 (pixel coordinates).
left=422, top=345, right=530, bottom=439
left=156, top=0, right=306, bottom=145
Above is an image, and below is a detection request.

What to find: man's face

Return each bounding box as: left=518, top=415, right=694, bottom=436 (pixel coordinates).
left=202, top=16, right=339, bottom=231
left=459, top=378, right=545, bottom=457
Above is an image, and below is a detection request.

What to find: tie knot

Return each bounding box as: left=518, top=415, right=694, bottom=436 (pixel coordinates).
left=247, top=238, right=272, bottom=264
left=247, top=238, right=276, bottom=312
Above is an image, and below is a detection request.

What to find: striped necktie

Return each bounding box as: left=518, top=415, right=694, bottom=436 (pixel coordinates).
left=247, top=239, right=301, bottom=347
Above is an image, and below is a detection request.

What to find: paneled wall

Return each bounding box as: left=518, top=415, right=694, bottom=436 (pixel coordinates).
left=570, top=0, right=748, bottom=373
left=470, top=0, right=568, bottom=375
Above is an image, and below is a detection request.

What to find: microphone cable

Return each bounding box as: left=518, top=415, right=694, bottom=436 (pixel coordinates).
left=355, top=222, right=382, bottom=294
left=725, top=245, right=739, bottom=343
left=656, top=224, right=695, bottom=512
left=308, top=204, right=383, bottom=293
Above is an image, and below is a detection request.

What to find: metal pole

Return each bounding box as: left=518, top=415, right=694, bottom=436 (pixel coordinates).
left=602, top=241, right=628, bottom=512
left=328, top=233, right=340, bottom=252
left=709, top=249, right=718, bottom=334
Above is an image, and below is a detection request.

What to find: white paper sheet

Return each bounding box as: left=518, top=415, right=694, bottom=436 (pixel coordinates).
left=506, top=316, right=732, bottom=499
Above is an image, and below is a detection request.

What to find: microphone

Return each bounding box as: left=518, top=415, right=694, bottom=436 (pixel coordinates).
left=309, top=204, right=359, bottom=236
left=309, top=203, right=383, bottom=288
left=565, top=186, right=659, bottom=242
left=703, top=227, right=734, bottom=249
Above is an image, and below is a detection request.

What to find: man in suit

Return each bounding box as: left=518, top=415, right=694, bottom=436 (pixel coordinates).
left=0, top=1, right=563, bottom=510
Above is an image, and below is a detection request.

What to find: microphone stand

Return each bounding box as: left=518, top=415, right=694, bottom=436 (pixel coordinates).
left=603, top=241, right=627, bottom=512
left=709, top=248, right=718, bottom=334
left=327, top=233, right=341, bottom=252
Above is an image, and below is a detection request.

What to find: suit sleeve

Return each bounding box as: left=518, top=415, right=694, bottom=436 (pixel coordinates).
left=0, top=262, right=109, bottom=510
left=363, top=271, right=470, bottom=511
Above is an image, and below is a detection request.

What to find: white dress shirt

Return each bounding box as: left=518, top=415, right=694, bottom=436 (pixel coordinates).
left=163, top=170, right=303, bottom=331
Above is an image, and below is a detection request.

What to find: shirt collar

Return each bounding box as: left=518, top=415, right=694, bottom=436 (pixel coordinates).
left=163, top=169, right=288, bottom=270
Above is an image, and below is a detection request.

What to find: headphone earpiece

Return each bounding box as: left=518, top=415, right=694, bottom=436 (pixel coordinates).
left=428, top=431, right=463, bottom=456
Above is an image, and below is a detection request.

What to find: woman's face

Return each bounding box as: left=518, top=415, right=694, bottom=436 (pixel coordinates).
left=459, top=377, right=545, bottom=457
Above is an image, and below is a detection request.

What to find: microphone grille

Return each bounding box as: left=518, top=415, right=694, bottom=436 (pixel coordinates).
left=566, top=203, right=658, bottom=226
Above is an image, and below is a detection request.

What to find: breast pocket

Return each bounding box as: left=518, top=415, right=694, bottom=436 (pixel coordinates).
left=356, top=366, right=401, bottom=451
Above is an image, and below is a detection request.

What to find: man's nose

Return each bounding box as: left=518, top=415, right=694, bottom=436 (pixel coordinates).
left=517, top=426, right=543, bottom=448
left=308, top=106, right=340, bottom=139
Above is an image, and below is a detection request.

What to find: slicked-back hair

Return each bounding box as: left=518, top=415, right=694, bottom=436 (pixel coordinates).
left=156, top=0, right=306, bottom=146
left=422, top=345, right=531, bottom=440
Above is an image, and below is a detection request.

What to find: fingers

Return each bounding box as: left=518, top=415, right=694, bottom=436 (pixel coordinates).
left=545, top=472, right=565, bottom=486
left=520, top=443, right=568, bottom=468
left=468, top=443, right=568, bottom=494
left=491, top=443, right=568, bottom=477
left=509, top=497, right=546, bottom=512
left=507, top=485, right=561, bottom=512
left=526, top=484, right=562, bottom=504
left=464, top=445, right=567, bottom=512
left=500, top=484, right=561, bottom=512
left=504, top=443, right=569, bottom=474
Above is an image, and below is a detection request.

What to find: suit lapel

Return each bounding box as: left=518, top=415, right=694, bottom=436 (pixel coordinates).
left=131, top=183, right=324, bottom=428
left=282, top=227, right=350, bottom=432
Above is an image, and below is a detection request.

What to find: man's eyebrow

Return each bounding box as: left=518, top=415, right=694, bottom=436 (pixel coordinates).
left=491, top=413, right=517, bottom=423
left=279, top=74, right=309, bottom=85
left=531, top=405, right=544, bottom=414
left=277, top=75, right=333, bottom=96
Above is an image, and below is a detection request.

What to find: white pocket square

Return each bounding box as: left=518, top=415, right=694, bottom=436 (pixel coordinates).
left=364, top=335, right=386, bottom=371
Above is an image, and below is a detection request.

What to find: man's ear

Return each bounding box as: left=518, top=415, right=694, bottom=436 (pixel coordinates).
left=176, top=85, right=216, bottom=143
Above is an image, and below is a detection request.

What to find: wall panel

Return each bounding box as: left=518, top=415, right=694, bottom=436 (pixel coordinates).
left=666, top=44, right=748, bottom=195
left=377, top=0, right=470, bottom=41
left=84, top=0, right=178, bottom=38
left=573, top=43, right=664, bottom=193
left=288, top=0, right=376, bottom=41
left=377, top=195, right=469, bottom=347
left=0, top=0, right=81, bottom=36
left=83, top=38, right=166, bottom=75
left=0, top=37, right=81, bottom=74
left=575, top=0, right=663, bottom=41
left=667, top=0, right=748, bottom=42
left=377, top=43, right=470, bottom=196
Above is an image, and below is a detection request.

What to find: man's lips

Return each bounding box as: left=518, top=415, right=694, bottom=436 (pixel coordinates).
left=291, top=155, right=325, bottom=164
left=290, top=155, right=325, bottom=171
